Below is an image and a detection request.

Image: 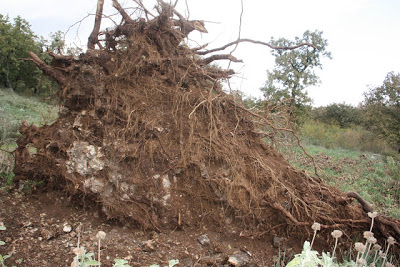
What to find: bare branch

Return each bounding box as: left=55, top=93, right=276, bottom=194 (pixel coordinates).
left=28, top=52, right=67, bottom=86
left=112, top=0, right=133, bottom=23
left=88, top=0, right=104, bottom=50
left=197, top=38, right=317, bottom=56
left=200, top=54, right=243, bottom=65
left=191, top=43, right=208, bottom=52
left=229, top=0, right=244, bottom=56
left=133, top=0, right=155, bottom=20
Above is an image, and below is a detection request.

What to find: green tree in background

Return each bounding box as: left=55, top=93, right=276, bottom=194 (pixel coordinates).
left=0, top=14, right=67, bottom=97
left=362, top=72, right=400, bottom=150
left=0, top=14, right=41, bottom=92
left=260, top=30, right=331, bottom=123
left=313, top=103, right=361, bottom=128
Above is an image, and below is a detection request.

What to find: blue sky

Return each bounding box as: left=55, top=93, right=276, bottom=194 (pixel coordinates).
left=2, top=0, right=399, bottom=106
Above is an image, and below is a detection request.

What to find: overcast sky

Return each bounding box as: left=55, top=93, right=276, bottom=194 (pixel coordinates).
left=2, top=0, right=400, bottom=106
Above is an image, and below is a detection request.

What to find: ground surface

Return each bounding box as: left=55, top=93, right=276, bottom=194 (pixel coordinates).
left=0, top=188, right=305, bottom=267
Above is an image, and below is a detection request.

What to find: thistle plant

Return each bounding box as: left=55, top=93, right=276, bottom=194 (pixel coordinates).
left=310, top=222, right=320, bottom=248
left=382, top=236, right=396, bottom=267
left=331, top=230, right=343, bottom=260
left=71, top=228, right=132, bottom=267
left=354, top=242, right=366, bottom=264
left=368, top=212, right=377, bottom=232
left=95, top=231, right=106, bottom=266
left=285, top=212, right=398, bottom=267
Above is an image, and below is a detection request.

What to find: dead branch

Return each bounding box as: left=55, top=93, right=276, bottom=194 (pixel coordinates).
left=347, top=192, right=374, bottom=212
left=112, top=0, right=133, bottom=23
left=200, top=54, right=243, bottom=65
left=88, top=0, right=105, bottom=50
left=28, top=52, right=67, bottom=86
left=133, top=0, right=155, bottom=20
left=191, top=43, right=208, bottom=51
left=197, top=38, right=317, bottom=56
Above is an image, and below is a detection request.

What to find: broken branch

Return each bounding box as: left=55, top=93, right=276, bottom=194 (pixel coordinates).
left=200, top=54, right=243, bottom=65
left=88, top=0, right=105, bottom=50
left=28, top=52, right=67, bottom=86
left=112, top=0, right=133, bottom=23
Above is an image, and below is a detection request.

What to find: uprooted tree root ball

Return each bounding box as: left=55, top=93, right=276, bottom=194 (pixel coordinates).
left=14, top=0, right=399, bottom=246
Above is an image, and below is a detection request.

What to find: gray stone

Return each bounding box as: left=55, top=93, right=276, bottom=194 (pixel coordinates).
left=228, top=251, right=251, bottom=266
left=197, top=234, right=211, bottom=246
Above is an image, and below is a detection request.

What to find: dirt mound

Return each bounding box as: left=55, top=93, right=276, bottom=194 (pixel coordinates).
left=14, top=0, right=399, bottom=245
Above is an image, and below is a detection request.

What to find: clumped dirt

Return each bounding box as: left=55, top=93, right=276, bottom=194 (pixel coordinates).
left=4, top=0, right=400, bottom=265
left=1, top=188, right=295, bottom=266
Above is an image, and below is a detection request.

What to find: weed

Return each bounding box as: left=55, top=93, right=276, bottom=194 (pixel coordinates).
left=0, top=173, right=14, bottom=189
left=71, top=229, right=132, bottom=267
left=149, top=259, right=179, bottom=267
left=113, top=259, right=131, bottom=267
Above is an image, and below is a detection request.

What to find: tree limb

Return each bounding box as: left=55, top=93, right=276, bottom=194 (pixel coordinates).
left=199, top=54, right=243, bottom=65
left=28, top=52, right=67, bottom=86
left=88, top=0, right=105, bottom=50
left=133, top=0, right=155, bottom=20
left=197, top=38, right=316, bottom=56
left=112, top=0, right=133, bottom=23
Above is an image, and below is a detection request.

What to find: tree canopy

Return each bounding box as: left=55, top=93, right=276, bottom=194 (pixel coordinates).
left=260, top=30, right=331, bottom=121
left=362, top=72, right=400, bottom=149
left=313, top=103, right=361, bottom=128
left=0, top=14, right=41, bottom=91
left=0, top=14, right=67, bottom=96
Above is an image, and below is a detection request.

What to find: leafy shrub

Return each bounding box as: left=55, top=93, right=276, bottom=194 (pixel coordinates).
left=313, top=103, right=362, bottom=128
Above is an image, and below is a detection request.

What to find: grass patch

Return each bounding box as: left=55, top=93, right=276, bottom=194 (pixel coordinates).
left=0, top=88, right=58, bottom=141
left=280, top=143, right=400, bottom=219
left=0, top=88, right=58, bottom=190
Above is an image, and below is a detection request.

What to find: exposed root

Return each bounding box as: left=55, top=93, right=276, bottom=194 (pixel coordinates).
left=13, top=0, right=400, bottom=245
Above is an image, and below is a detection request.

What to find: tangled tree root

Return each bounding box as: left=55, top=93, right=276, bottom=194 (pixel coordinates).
left=14, top=0, right=399, bottom=246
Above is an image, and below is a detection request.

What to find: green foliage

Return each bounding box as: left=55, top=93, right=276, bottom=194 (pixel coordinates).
left=261, top=30, right=331, bottom=123
left=286, top=241, right=328, bottom=267
left=0, top=14, right=63, bottom=96
left=362, top=72, right=400, bottom=149
left=312, top=103, right=362, bottom=128
left=148, top=259, right=179, bottom=267
left=113, top=259, right=131, bottom=267
left=0, top=14, right=41, bottom=93
left=0, top=223, right=16, bottom=267
left=0, top=172, right=14, bottom=188
left=72, top=247, right=100, bottom=266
